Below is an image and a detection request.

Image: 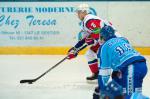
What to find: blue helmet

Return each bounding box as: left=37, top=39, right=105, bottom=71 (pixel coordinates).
left=100, top=25, right=116, bottom=41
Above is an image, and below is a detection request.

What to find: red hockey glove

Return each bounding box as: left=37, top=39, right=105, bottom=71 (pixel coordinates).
left=67, top=47, right=78, bottom=60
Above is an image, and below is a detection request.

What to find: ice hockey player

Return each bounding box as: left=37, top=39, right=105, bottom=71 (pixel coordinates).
left=77, top=22, right=99, bottom=81
left=93, top=25, right=148, bottom=99
left=67, top=4, right=113, bottom=81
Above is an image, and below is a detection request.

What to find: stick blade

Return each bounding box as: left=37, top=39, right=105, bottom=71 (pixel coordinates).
left=20, top=79, right=35, bottom=84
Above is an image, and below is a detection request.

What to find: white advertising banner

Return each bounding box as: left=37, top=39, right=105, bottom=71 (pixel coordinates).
left=0, top=2, right=150, bottom=46
left=0, top=2, right=79, bottom=46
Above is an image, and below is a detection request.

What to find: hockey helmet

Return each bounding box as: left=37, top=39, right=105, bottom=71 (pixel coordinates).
left=76, top=4, right=90, bottom=13
left=100, top=25, right=115, bottom=41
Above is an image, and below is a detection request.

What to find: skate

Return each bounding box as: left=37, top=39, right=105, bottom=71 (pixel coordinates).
left=86, top=73, right=98, bottom=84
left=86, top=73, right=98, bottom=80
left=86, top=72, right=98, bottom=84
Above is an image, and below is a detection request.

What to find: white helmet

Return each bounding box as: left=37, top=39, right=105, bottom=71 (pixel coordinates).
left=76, top=4, right=89, bottom=13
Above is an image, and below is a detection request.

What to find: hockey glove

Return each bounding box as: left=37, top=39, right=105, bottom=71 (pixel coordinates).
left=67, top=47, right=78, bottom=60
left=111, top=71, right=122, bottom=85
left=101, top=80, right=123, bottom=98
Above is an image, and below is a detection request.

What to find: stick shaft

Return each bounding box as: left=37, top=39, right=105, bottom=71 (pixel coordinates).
left=20, top=56, right=68, bottom=84
left=33, top=56, right=68, bottom=82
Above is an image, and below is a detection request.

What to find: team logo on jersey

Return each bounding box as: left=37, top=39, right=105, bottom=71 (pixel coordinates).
left=89, top=7, right=97, bottom=16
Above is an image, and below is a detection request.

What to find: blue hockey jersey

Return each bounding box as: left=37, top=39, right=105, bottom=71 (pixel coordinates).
left=97, top=37, right=145, bottom=88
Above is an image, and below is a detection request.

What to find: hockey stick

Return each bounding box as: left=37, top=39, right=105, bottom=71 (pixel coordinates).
left=20, top=56, right=68, bottom=84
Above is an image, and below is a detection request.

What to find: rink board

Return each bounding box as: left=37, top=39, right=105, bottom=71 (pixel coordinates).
left=0, top=46, right=149, bottom=55
left=0, top=2, right=150, bottom=55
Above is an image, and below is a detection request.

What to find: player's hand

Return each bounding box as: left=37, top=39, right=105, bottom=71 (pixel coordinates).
left=112, top=70, right=122, bottom=79
left=100, top=80, right=123, bottom=98
left=67, top=47, right=78, bottom=60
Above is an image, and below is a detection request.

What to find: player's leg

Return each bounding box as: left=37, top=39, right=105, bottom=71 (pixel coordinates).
left=131, top=61, right=148, bottom=98
left=121, top=61, right=147, bottom=99
left=85, top=49, right=99, bottom=80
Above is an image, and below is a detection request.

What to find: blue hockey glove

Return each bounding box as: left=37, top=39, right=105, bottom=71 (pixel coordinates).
left=101, top=80, right=123, bottom=98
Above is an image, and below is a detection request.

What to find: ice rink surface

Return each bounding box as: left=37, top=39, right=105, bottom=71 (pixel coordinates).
left=0, top=55, right=149, bottom=99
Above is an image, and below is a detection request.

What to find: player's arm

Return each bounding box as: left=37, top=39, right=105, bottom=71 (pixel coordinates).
left=98, top=68, right=111, bottom=89
left=67, top=31, right=99, bottom=59
left=68, top=19, right=102, bottom=51
left=97, top=44, right=111, bottom=90
left=67, top=19, right=104, bottom=60
left=67, top=36, right=96, bottom=59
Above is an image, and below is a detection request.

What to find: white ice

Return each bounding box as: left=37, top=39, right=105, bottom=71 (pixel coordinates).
left=0, top=55, right=149, bottom=99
